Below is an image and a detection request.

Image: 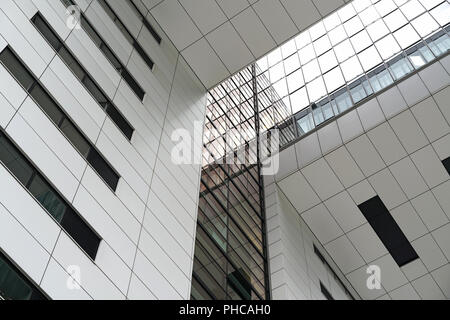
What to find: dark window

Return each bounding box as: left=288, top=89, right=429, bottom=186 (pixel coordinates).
left=32, top=13, right=135, bottom=139
left=97, top=0, right=154, bottom=70
left=442, top=157, right=450, bottom=175
left=227, top=269, right=252, bottom=300
left=127, top=0, right=161, bottom=44
left=59, top=0, right=147, bottom=101
left=0, top=136, right=34, bottom=186
left=0, top=47, right=34, bottom=91
left=0, top=46, right=120, bottom=192
left=0, top=251, right=47, bottom=300
left=87, top=149, right=119, bottom=191
left=31, top=13, right=61, bottom=51
left=132, top=41, right=154, bottom=70
left=313, top=244, right=354, bottom=300
left=122, top=69, right=145, bottom=101
left=28, top=175, right=67, bottom=222
left=59, top=119, right=91, bottom=157
left=29, top=84, right=65, bottom=125
left=0, top=132, right=101, bottom=260
left=358, top=196, right=419, bottom=267
left=61, top=208, right=101, bottom=260
left=313, top=244, right=327, bottom=264
left=320, top=282, right=334, bottom=300
left=105, top=103, right=134, bottom=140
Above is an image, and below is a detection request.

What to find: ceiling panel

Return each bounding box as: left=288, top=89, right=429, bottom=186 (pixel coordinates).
left=144, top=0, right=349, bottom=88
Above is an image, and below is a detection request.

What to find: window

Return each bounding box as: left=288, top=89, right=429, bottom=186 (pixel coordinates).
left=0, top=46, right=120, bottom=192
left=97, top=0, right=154, bottom=70
left=442, top=157, right=450, bottom=175
left=31, top=13, right=135, bottom=140
left=0, top=132, right=101, bottom=260
left=320, top=282, right=334, bottom=300
left=388, top=54, right=414, bottom=80
left=0, top=251, right=47, bottom=300
left=127, top=0, right=162, bottom=44
left=87, top=149, right=119, bottom=191
left=60, top=0, right=146, bottom=101
left=358, top=196, right=419, bottom=267
left=0, top=47, right=34, bottom=91
left=313, top=245, right=354, bottom=300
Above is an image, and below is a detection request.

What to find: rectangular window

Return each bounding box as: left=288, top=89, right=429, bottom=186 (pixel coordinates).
left=358, top=196, right=419, bottom=267
left=97, top=0, right=155, bottom=70
left=60, top=0, right=146, bottom=101
left=0, top=46, right=120, bottom=192
left=442, top=157, right=450, bottom=175
left=320, top=282, right=334, bottom=300
left=0, top=251, right=47, bottom=300
left=127, top=0, right=162, bottom=44
left=0, top=131, right=101, bottom=260
left=31, top=13, right=134, bottom=140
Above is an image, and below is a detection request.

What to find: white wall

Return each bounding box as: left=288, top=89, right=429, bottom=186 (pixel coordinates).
left=0, top=0, right=206, bottom=299
left=267, top=56, right=450, bottom=300
left=265, top=183, right=355, bottom=300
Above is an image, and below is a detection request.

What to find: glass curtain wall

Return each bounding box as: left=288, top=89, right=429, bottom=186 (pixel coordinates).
left=191, top=64, right=287, bottom=300
left=256, top=0, right=450, bottom=147
left=191, top=0, right=450, bottom=300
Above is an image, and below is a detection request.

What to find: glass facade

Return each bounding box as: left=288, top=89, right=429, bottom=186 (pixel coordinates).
left=191, top=66, right=271, bottom=300
left=255, top=0, right=450, bottom=147
left=192, top=0, right=450, bottom=300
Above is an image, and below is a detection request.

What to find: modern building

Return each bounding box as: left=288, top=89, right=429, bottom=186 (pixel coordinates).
left=0, top=0, right=449, bottom=301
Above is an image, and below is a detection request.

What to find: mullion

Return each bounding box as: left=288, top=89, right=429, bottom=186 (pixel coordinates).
left=200, top=177, right=265, bottom=258
left=196, top=222, right=264, bottom=300
left=199, top=194, right=264, bottom=260
left=195, top=233, right=260, bottom=300
left=199, top=209, right=267, bottom=288
left=201, top=159, right=262, bottom=225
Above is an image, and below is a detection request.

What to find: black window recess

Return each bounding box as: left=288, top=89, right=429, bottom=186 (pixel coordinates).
left=358, top=196, right=419, bottom=267
left=0, top=251, right=47, bottom=300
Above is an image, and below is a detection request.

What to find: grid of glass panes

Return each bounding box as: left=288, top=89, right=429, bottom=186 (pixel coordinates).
left=256, top=0, right=450, bottom=119
left=203, top=65, right=292, bottom=166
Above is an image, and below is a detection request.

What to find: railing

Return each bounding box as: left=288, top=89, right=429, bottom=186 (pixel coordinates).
left=276, top=26, right=450, bottom=150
